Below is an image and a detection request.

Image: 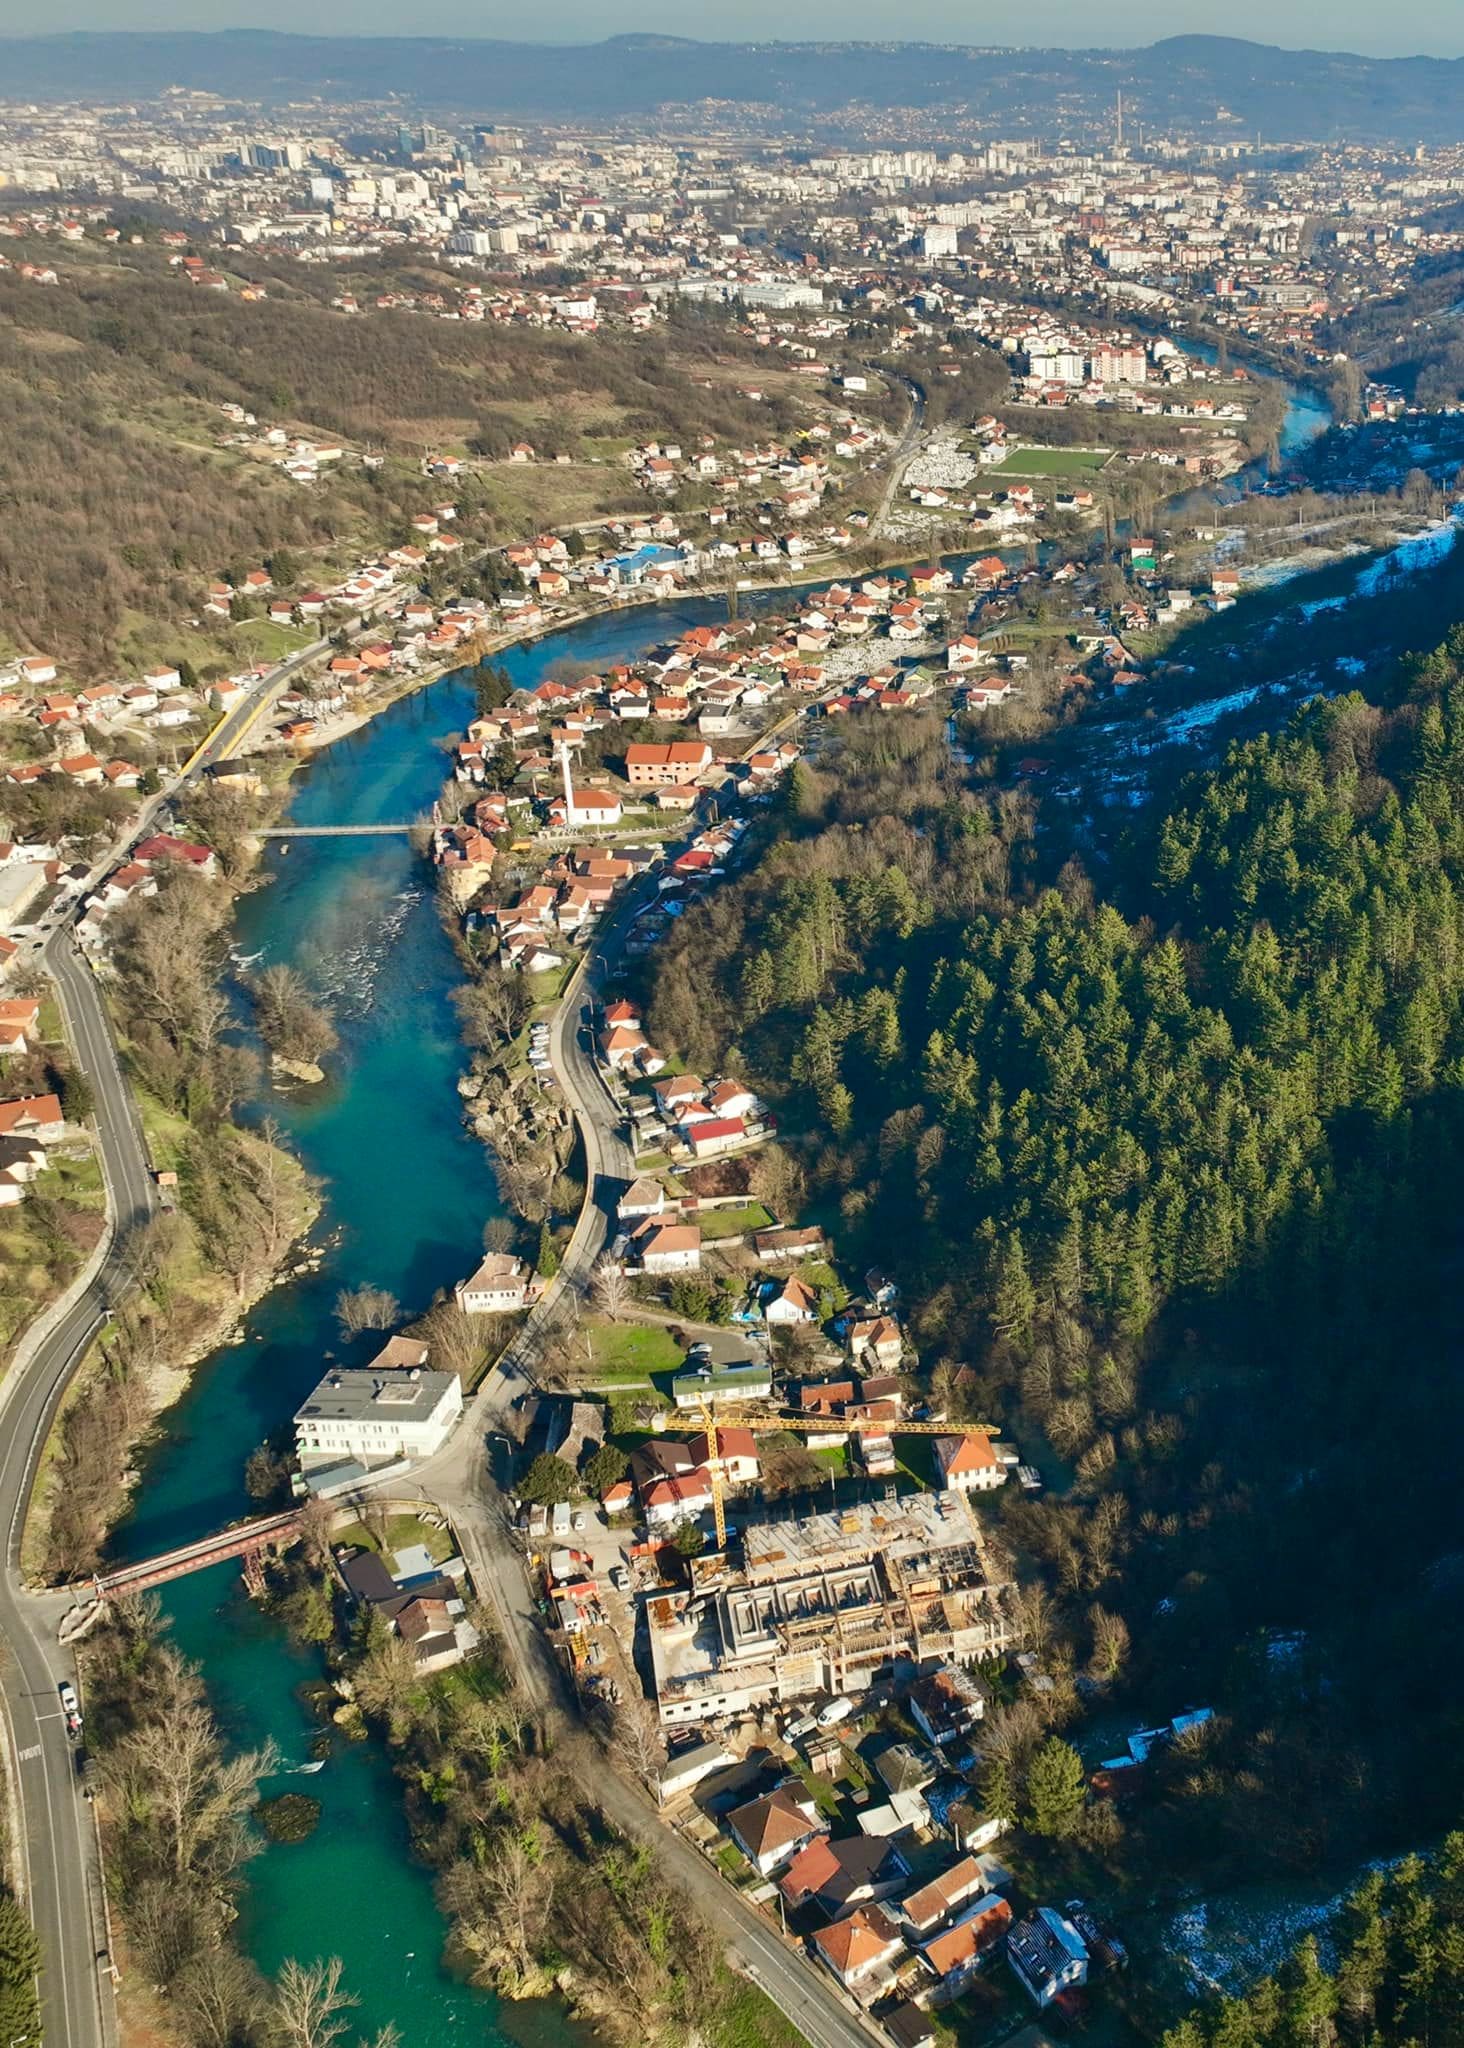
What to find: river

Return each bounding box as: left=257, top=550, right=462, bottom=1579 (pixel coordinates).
left=99, top=356, right=1334, bottom=2043
left=101, top=607, right=775, bottom=2044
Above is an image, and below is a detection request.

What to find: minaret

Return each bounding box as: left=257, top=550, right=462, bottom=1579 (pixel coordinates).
left=559, top=737, right=574, bottom=825
left=1116, top=90, right=1124, bottom=154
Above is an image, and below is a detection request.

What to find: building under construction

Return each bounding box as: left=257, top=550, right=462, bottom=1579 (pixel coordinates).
left=647, top=1490, right=1018, bottom=1728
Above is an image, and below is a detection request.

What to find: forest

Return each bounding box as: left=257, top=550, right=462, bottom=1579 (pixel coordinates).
left=1164, top=1841, right=1464, bottom=2048
left=644, top=628, right=1464, bottom=1877
left=1321, top=250, right=1464, bottom=409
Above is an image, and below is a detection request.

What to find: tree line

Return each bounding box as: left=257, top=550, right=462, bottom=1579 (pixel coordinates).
left=82, top=1594, right=397, bottom=2048
left=643, top=631, right=1464, bottom=1872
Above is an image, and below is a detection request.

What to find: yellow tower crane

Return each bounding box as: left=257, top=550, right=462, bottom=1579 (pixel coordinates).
left=698, top=1403, right=729, bottom=1552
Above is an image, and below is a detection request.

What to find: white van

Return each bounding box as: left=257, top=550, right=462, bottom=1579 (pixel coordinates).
left=815, top=1696, right=855, bottom=1730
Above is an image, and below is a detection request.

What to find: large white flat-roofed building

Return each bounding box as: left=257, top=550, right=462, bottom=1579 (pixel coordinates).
left=294, top=1367, right=463, bottom=1469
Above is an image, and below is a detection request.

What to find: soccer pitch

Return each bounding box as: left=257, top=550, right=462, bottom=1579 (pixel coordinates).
left=990, top=446, right=1113, bottom=476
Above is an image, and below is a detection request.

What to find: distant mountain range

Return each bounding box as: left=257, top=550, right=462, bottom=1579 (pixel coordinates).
left=3, top=30, right=1463, bottom=143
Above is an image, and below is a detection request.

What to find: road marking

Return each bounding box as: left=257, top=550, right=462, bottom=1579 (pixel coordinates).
left=16, top=1745, right=40, bottom=1763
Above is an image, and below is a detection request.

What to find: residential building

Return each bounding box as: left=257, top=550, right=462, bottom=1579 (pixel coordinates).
left=934, top=1434, right=1007, bottom=1494
left=293, top=1366, right=463, bottom=1470
left=810, top=1904, right=906, bottom=1995
left=908, top=1666, right=989, bottom=1748
left=670, top=1361, right=772, bottom=1409
left=624, top=740, right=712, bottom=786
left=455, top=1252, right=529, bottom=1314
left=635, top=1220, right=702, bottom=1273
left=1007, top=1907, right=1090, bottom=2009
left=728, top=1784, right=824, bottom=1876
left=918, top=1895, right=1013, bottom=2001
left=780, top=1834, right=905, bottom=1919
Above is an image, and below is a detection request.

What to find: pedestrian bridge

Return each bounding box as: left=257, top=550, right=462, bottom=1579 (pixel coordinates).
left=90, top=1508, right=305, bottom=1600
left=259, top=824, right=419, bottom=838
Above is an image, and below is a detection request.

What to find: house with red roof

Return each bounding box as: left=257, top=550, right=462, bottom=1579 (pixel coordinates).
left=917, top=1895, right=1012, bottom=2000
left=0, top=1093, right=63, bottom=1142
left=135, top=835, right=217, bottom=877
left=633, top=1221, right=702, bottom=1274
left=684, top=1116, right=746, bottom=1159
left=811, top=1905, right=906, bottom=1994
left=728, top=1785, right=824, bottom=1877
left=933, top=1434, right=1007, bottom=1494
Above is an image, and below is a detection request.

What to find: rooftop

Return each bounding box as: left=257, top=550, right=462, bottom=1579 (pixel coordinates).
left=295, top=1367, right=459, bottom=1426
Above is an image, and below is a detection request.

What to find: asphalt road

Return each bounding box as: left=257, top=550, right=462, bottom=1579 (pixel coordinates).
left=0, top=525, right=869, bottom=2045
left=399, top=888, right=881, bottom=2048
left=0, top=938, right=158, bottom=2048
left=398, top=1436, right=882, bottom=2048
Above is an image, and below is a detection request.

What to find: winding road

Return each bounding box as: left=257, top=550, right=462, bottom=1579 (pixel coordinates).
left=400, top=886, right=884, bottom=2048
left=0, top=617, right=367, bottom=2048
left=0, top=938, right=159, bottom=2048
left=0, top=420, right=929, bottom=2045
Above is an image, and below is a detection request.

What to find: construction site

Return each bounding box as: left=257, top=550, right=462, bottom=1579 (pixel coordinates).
left=648, top=1489, right=1019, bottom=1728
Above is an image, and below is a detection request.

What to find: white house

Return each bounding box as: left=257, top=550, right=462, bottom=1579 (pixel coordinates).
left=294, top=1366, right=463, bottom=1469
left=1007, top=1907, right=1089, bottom=2009
left=635, top=1221, right=701, bottom=1273
left=456, top=1253, right=529, bottom=1315
left=764, top=1275, right=819, bottom=1325
left=934, top=1434, right=1007, bottom=1494
left=728, top=1785, right=823, bottom=1877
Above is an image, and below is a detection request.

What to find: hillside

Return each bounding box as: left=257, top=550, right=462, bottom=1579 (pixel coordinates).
left=643, top=631, right=1464, bottom=1875
left=0, top=247, right=796, bottom=675
left=0, top=32, right=1461, bottom=141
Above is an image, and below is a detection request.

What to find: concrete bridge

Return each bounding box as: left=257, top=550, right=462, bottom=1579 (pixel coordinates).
left=90, top=1508, right=305, bottom=1600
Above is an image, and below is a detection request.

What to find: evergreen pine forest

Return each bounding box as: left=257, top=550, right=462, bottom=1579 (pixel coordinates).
left=646, top=629, right=1464, bottom=2026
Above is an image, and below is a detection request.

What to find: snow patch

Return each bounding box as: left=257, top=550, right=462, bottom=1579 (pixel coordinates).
left=1352, top=513, right=1462, bottom=596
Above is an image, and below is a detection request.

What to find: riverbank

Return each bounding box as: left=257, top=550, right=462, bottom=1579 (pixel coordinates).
left=20, top=1103, right=322, bottom=1588
left=62, top=336, right=1346, bottom=2045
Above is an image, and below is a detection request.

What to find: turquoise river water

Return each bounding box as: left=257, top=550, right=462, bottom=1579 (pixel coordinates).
left=98, top=360, right=1331, bottom=2043
left=104, top=598, right=757, bottom=2045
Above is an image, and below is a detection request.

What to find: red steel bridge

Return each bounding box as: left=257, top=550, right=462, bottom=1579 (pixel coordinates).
left=92, top=1508, right=304, bottom=1600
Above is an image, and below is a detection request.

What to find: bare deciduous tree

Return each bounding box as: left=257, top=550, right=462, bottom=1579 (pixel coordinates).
left=591, top=1255, right=631, bottom=1324
left=610, top=1698, right=666, bottom=1786
left=440, top=1825, right=554, bottom=1987
left=414, top=1298, right=498, bottom=1384
left=270, top=1956, right=357, bottom=2048
left=334, top=1286, right=401, bottom=1338
left=107, top=1698, right=276, bottom=1881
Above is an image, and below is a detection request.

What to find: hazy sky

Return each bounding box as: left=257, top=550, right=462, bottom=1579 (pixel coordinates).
left=0, top=0, right=1458, bottom=56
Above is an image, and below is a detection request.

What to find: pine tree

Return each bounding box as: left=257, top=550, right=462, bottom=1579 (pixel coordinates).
left=1023, top=1736, right=1085, bottom=1837
left=978, top=1753, right=1017, bottom=1826
left=993, top=1233, right=1037, bottom=1348
left=537, top=1221, right=559, bottom=1279
left=0, top=1893, right=40, bottom=2048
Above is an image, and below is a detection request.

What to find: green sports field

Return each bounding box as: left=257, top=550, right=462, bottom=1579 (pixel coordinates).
left=989, top=445, right=1113, bottom=476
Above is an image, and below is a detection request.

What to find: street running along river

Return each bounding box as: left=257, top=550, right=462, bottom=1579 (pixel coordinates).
left=97, top=360, right=1332, bottom=2042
